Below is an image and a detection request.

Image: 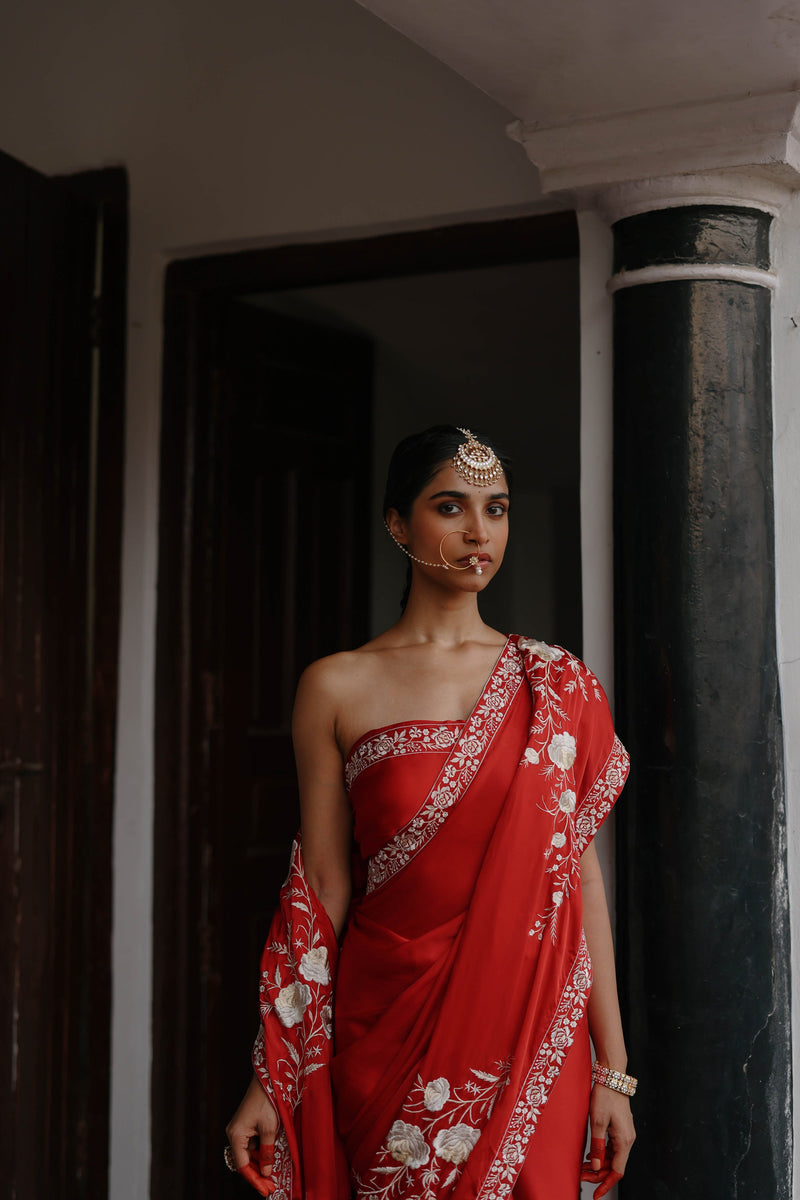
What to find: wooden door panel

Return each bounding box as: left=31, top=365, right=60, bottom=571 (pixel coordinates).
left=0, top=155, right=125, bottom=1200
left=153, top=295, right=371, bottom=1198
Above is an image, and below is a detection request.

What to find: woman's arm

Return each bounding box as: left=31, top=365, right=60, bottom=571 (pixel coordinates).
left=226, top=658, right=353, bottom=1188
left=292, top=657, right=353, bottom=937
left=581, top=840, right=636, bottom=1187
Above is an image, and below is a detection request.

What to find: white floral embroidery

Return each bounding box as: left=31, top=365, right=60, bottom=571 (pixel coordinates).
left=575, top=811, right=593, bottom=839
left=355, top=1062, right=510, bottom=1199
left=299, top=945, right=330, bottom=984
left=517, top=638, right=564, bottom=662
left=345, top=723, right=460, bottom=789
left=517, top=640, right=629, bottom=943
left=274, top=981, right=311, bottom=1027
left=386, top=1121, right=430, bottom=1168
left=476, top=938, right=592, bottom=1199
left=558, top=788, right=576, bottom=813
left=573, top=967, right=590, bottom=991
left=424, top=1077, right=451, bottom=1112
left=366, top=641, right=524, bottom=894
left=547, top=733, right=577, bottom=770
left=433, top=1123, right=481, bottom=1164
left=252, top=837, right=335, bottom=1150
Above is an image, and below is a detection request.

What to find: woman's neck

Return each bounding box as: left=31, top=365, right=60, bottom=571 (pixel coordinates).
left=390, top=584, right=496, bottom=648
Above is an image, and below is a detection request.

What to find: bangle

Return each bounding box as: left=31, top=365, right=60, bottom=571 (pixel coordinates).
left=592, top=1061, right=638, bottom=1097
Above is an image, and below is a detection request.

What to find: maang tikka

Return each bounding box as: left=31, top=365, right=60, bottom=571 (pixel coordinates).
left=452, top=427, right=503, bottom=487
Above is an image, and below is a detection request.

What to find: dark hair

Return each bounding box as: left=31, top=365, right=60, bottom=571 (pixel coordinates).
left=383, top=425, right=512, bottom=610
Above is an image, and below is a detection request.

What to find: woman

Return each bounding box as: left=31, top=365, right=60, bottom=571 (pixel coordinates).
left=226, top=426, right=635, bottom=1199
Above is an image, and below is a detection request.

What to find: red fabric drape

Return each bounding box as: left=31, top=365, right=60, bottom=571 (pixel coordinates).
left=253, top=637, right=629, bottom=1199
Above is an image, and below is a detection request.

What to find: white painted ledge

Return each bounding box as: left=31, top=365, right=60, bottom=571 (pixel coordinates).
left=608, top=262, right=779, bottom=293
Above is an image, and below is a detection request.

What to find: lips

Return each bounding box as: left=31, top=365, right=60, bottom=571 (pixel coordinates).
left=459, top=554, right=491, bottom=565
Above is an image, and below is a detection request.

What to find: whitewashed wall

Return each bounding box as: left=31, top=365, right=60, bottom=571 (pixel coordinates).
left=0, top=2, right=542, bottom=1196
left=576, top=209, right=617, bottom=1200
left=576, top=210, right=615, bottom=900
left=773, top=194, right=800, bottom=1197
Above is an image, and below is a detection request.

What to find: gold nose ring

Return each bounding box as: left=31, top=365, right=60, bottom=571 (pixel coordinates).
left=439, top=530, right=483, bottom=574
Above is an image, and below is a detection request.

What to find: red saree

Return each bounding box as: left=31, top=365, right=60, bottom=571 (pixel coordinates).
left=253, top=636, right=629, bottom=1199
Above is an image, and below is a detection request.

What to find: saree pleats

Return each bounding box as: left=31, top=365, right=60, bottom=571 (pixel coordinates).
left=253, top=637, right=629, bottom=1199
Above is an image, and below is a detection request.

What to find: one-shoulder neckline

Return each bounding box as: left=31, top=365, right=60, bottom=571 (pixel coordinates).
left=341, top=634, right=514, bottom=771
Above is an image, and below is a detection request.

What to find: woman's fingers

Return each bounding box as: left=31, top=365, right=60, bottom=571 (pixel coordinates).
left=581, top=1120, right=631, bottom=1197
left=254, top=1105, right=278, bottom=1178
left=589, top=1135, right=607, bottom=1172
left=239, top=1161, right=276, bottom=1196
left=580, top=1146, right=613, bottom=1184
left=588, top=1090, right=612, bottom=1169
left=607, top=1116, right=636, bottom=1176
left=256, top=1139, right=275, bottom=1178
left=593, top=1168, right=623, bottom=1198
left=225, top=1125, right=253, bottom=1171
left=588, top=1087, right=635, bottom=1178
left=226, top=1073, right=280, bottom=1181
left=580, top=1144, right=612, bottom=1180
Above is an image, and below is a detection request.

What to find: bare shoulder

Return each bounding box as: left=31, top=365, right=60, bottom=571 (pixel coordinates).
left=294, top=642, right=385, bottom=721
left=297, top=646, right=372, bottom=699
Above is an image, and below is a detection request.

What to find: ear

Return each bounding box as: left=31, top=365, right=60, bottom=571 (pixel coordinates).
left=385, top=508, right=408, bottom=545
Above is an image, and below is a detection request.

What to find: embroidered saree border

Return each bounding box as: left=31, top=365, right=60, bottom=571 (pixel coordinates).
left=345, top=723, right=460, bottom=790
left=253, top=841, right=335, bottom=1114
left=574, top=733, right=630, bottom=857
left=252, top=837, right=341, bottom=1198
left=518, top=641, right=629, bottom=944
left=475, top=936, right=593, bottom=1199
left=366, top=639, right=524, bottom=895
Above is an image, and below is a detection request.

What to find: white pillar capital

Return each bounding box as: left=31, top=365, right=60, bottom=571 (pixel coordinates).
left=591, top=171, right=793, bottom=225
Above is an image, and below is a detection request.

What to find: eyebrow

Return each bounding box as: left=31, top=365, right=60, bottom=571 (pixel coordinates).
left=428, top=490, right=510, bottom=501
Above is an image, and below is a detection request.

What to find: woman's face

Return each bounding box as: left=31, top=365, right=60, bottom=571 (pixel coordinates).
left=388, top=462, right=510, bottom=589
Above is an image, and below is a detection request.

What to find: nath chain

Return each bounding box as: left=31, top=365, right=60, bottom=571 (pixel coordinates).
left=384, top=521, right=483, bottom=574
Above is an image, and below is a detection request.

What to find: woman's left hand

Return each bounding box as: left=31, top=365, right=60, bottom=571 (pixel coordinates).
left=579, top=1085, right=636, bottom=1197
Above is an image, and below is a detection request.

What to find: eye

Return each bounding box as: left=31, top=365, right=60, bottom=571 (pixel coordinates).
left=438, top=502, right=462, bottom=515
left=487, top=503, right=509, bottom=517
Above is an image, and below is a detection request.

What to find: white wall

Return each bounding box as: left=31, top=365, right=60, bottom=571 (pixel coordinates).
left=0, top=2, right=542, bottom=1195
left=576, top=212, right=617, bottom=1200
left=772, top=194, right=800, bottom=1198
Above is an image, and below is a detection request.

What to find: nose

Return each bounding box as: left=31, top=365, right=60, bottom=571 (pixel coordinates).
left=465, top=515, right=488, bottom=546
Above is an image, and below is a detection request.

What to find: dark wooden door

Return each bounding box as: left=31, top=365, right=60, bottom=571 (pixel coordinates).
left=153, top=297, right=372, bottom=1200
left=0, top=153, right=126, bottom=1199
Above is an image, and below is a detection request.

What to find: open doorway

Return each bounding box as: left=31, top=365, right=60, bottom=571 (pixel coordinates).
left=247, top=255, right=581, bottom=643
left=152, top=211, right=579, bottom=1199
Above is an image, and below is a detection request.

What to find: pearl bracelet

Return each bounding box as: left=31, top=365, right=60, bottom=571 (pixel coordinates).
left=592, top=1062, right=638, bottom=1097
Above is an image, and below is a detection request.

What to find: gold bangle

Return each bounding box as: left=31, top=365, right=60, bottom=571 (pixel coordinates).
left=592, top=1061, right=638, bottom=1097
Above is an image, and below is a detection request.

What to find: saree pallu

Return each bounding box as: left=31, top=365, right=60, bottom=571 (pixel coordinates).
left=253, top=636, right=629, bottom=1199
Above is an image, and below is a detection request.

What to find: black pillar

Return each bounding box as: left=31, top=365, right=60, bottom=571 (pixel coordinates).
left=613, top=205, right=791, bottom=1198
